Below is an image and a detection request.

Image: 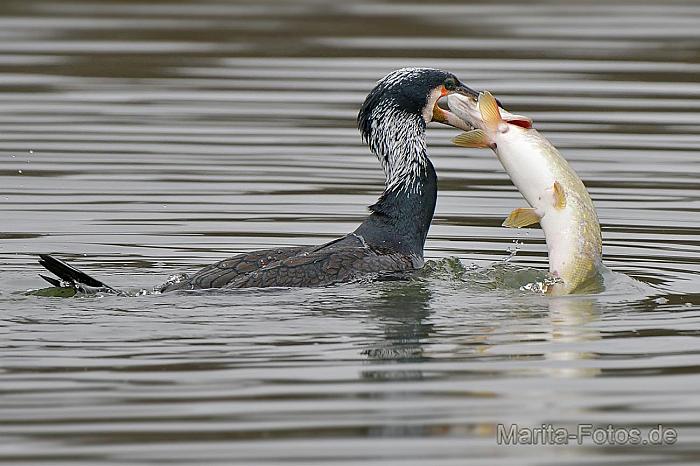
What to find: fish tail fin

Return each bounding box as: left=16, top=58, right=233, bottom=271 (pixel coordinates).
left=38, top=254, right=121, bottom=295
left=478, top=91, right=503, bottom=130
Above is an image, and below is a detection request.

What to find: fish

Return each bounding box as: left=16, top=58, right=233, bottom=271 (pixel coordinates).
left=447, top=91, right=603, bottom=295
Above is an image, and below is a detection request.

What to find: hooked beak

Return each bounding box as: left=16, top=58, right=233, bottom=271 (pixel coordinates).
left=453, top=83, right=480, bottom=100
left=431, top=83, right=479, bottom=131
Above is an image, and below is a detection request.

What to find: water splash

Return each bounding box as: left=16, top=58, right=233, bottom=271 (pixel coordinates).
left=520, top=275, right=562, bottom=294
left=503, top=238, right=523, bottom=263
left=420, top=257, right=552, bottom=293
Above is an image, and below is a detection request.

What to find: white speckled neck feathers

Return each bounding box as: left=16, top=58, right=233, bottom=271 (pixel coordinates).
left=367, top=105, right=428, bottom=195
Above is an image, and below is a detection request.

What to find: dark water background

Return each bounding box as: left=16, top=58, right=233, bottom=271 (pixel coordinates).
left=1, top=1, right=699, bottom=464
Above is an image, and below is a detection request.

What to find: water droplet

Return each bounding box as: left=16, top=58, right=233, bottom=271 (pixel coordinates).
left=504, top=239, right=522, bottom=262
left=17, top=169, right=22, bottom=174
left=28, top=149, right=34, bottom=155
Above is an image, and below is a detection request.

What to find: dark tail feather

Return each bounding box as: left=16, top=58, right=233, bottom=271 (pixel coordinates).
left=38, top=254, right=121, bottom=294
left=39, top=274, right=61, bottom=287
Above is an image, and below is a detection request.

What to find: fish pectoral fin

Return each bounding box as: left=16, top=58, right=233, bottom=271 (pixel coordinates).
left=552, top=181, right=566, bottom=209
left=478, top=91, right=502, bottom=129
left=452, top=129, right=490, bottom=148
left=502, top=208, right=541, bottom=228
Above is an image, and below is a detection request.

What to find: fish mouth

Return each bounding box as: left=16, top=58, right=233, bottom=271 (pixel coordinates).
left=432, top=97, right=475, bottom=131
left=431, top=82, right=480, bottom=131
left=446, top=93, right=533, bottom=130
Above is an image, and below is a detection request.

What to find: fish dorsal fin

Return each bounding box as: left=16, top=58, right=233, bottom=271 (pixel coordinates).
left=503, top=208, right=541, bottom=228
left=478, top=91, right=503, bottom=130
left=452, top=130, right=489, bottom=148
left=553, top=181, right=566, bottom=209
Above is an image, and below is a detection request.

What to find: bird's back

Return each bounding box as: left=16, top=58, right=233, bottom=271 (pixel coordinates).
left=158, top=234, right=418, bottom=291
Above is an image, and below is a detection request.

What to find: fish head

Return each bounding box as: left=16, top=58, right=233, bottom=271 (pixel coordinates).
left=446, top=93, right=533, bottom=133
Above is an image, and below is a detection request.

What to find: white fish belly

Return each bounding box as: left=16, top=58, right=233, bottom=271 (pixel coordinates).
left=494, top=130, right=556, bottom=213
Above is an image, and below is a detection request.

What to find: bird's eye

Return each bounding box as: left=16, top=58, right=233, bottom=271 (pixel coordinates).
left=444, top=77, right=457, bottom=91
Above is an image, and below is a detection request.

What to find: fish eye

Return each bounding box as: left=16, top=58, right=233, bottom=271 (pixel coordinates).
left=443, top=77, right=457, bottom=91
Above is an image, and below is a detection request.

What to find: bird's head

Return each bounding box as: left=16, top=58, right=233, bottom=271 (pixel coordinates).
left=358, top=67, right=477, bottom=145
left=357, top=68, right=478, bottom=192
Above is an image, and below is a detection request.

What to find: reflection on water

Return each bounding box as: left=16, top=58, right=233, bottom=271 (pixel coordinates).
left=363, top=280, right=433, bottom=365
left=1, top=0, right=699, bottom=464
left=546, top=297, right=602, bottom=379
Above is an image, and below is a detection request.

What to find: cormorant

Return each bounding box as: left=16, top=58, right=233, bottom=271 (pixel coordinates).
left=37, top=68, right=477, bottom=294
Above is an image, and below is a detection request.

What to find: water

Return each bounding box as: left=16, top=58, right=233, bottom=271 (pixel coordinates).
left=1, top=0, right=699, bottom=464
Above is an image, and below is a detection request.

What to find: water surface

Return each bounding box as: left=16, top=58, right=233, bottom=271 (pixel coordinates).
left=1, top=1, right=699, bottom=464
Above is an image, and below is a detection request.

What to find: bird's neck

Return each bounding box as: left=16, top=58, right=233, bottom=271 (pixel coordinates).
left=354, top=116, right=437, bottom=259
